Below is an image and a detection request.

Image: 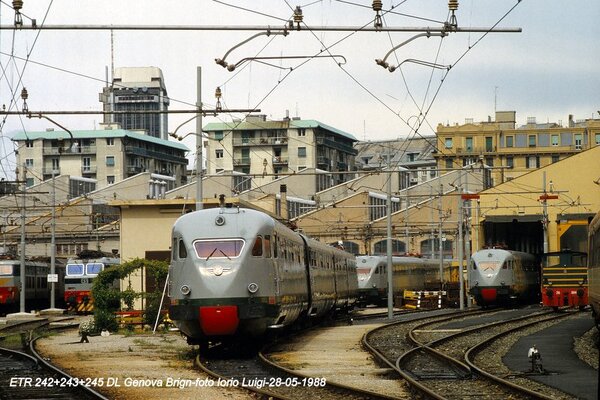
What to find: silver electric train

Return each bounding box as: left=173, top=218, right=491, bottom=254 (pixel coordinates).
left=168, top=207, right=358, bottom=346
left=468, top=248, right=540, bottom=307
left=356, top=255, right=451, bottom=307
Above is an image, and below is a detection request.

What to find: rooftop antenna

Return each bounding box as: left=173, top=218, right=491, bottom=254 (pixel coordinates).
left=110, top=29, right=115, bottom=82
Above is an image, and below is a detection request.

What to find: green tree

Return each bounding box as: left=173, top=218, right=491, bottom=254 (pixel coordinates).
left=91, top=258, right=169, bottom=332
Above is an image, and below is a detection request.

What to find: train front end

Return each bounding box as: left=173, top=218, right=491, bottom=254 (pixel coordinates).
left=469, top=249, right=516, bottom=306
left=168, top=208, right=284, bottom=345
left=0, top=262, right=18, bottom=305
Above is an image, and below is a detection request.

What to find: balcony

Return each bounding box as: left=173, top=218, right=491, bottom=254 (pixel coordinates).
left=232, top=137, right=288, bottom=146
left=126, top=165, right=144, bottom=174
left=124, top=146, right=187, bottom=164
left=233, top=157, right=251, bottom=166
left=272, top=156, right=288, bottom=165
left=81, top=166, right=97, bottom=174
left=43, top=167, right=60, bottom=175
left=43, top=146, right=97, bottom=155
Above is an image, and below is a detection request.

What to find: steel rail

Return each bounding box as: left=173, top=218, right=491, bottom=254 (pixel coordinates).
left=464, top=312, right=573, bottom=400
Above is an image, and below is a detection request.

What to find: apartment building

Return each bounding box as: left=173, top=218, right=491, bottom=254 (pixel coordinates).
left=434, top=111, right=600, bottom=185
left=12, top=127, right=188, bottom=189
left=203, top=114, right=358, bottom=192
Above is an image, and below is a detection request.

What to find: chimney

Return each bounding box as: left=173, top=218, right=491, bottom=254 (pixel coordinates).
left=279, top=184, right=288, bottom=220
left=568, top=114, right=574, bottom=128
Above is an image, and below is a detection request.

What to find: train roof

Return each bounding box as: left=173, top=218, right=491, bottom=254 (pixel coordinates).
left=471, top=248, right=536, bottom=260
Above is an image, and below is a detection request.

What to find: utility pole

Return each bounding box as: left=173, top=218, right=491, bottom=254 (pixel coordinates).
left=438, top=182, right=444, bottom=288
left=50, top=170, right=56, bottom=309
left=457, top=171, right=464, bottom=310
left=196, top=66, right=203, bottom=211
left=386, top=168, right=393, bottom=319
left=19, top=164, right=26, bottom=313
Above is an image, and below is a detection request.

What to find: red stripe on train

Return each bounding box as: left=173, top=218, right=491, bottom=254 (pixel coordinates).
left=481, top=288, right=497, bottom=303
left=199, top=306, right=239, bottom=336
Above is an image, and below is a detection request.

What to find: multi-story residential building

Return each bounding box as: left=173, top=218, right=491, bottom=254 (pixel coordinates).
left=354, top=136, right=438, bottom=186
left=99, top=67, right=170, bottom=140
left=12, top=126, right=188, bottom=188
left=203, top=114, right=358, bottom=191
left=434, top=111, right=600, bottom=185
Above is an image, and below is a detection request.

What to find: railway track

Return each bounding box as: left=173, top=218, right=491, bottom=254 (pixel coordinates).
left=196, top=308, right=475, bottom=399
left=364, top=307, right=576, bottom=400
left=196, top=347, right=398, bottom=400
left=0, top=317, right=107, bottom=400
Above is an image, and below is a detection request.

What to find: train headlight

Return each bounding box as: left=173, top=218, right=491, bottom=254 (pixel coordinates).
left=180, top=285, right=191, bottom=296
left=247, top=283, right=259, bottom=294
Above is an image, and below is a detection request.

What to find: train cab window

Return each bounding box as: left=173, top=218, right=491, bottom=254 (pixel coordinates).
left=0, top=265, right=13, bottom=275
left=194, top=239, right=244, bottom=259
left=178, top=239, right=187, bottom=259
left=252, top=236, right=263, bottom=257
left=264, top=235, right=271, bottom=258
left=66, top=263, right=84, bottom=276
left=86, top=263, right=104, bottom=276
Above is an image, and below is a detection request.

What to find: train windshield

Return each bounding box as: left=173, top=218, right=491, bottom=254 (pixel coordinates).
left=66, top=263, right=85, bottom=276
left=194, top=239, right=244, bottom=259
left=357, top=267, right=371, bottom=281
left=0, top=264, right=13, bottom=275
left=476, top=261, right=500, bottom=271
left=86, top=263, right=104, bottom=275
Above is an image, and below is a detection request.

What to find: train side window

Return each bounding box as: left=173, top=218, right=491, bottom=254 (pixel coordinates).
left=178, top=239, right=188, bottom=259
left=264, top=235, right=271, bottom=258
left=0, top=265, right=13, bottom=275
left=273, top=234, right=278, bottom=258
left=252, top=236, right=263, bottom=257
left=172, top=238, right=177, bottom=260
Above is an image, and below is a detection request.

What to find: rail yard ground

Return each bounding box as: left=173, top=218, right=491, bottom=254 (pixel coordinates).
left=35, top=326, right=252, bottom=400
left=28, top=309, right=600, bottom=400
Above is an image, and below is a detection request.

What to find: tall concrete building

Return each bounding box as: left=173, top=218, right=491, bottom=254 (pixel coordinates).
left=99, top=67, right=169, bottom=140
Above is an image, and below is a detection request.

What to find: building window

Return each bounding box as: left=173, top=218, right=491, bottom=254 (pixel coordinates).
left=82, top=157, right=91, bottom=172
left=25, top=140, right=33, bottom=148
left=574, top=133, right=583, bottom=150
left=506, top=156, right=514, bottom=168
left=215, top=131, right=224, bottom=140
left=25, top=159, right=34, bottom=167
left=298, top=147, right=307, bottom=158
left=551, top=134, right=559, bottom=146
left=595, top=133, right=600, bottom=145
left=485, top=157, right=493, bottom=167
left=298, top=129, right=306, bottom=137
left=528, top=135, right=536, bottom=147
left=506, top=136, right=514, bottom=147
left=107, top=175, right=115, bottom=184
left=26, top=178, right=34, bottom=187
left=527, top=155, right=539, bottom=168
left=215, top=149, right=224, bottom=159
left=465, top=137, right=473, bottom=151
left=445, top=158, right=453, bottom=169
left=106, top=138, right=114, bottom=146
left=485, top=137, right=493, bottom=152
left=551, top=155, right=560, bottom=163
left=444, top=138, right=452, bottom=149
left=106, top=156, right=115, bottom=166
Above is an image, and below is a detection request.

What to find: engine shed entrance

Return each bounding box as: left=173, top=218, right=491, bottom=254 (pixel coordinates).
left=482, top=215, right=544, bottom=254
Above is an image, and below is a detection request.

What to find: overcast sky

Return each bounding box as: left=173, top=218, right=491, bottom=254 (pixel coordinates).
left=0, top=1, right=598, bottom=179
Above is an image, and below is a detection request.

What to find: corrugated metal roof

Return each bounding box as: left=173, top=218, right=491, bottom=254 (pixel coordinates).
left=203, top=119, right=357, bottom=141
left=11, top=129, right=189, bottom=151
